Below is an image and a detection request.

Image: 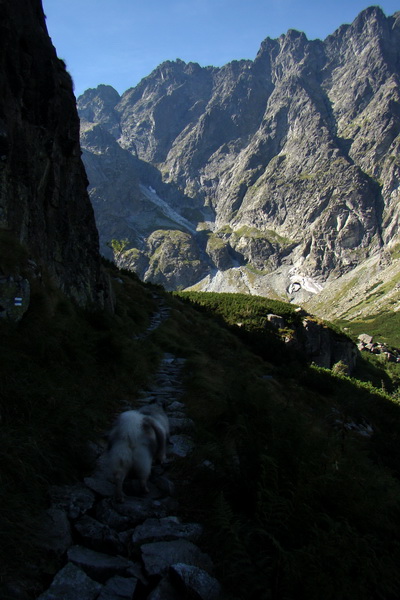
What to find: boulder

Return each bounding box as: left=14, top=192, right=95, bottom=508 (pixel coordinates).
left=74, top=515, right=125, bottom=554
left=49, top=484, right=96, bottom=520
left=301, top=318, right=332, bottom=368
left=95, top=499, right=133, bottom=532
left=132, top=517, right=203, bottom=545
left=266, top=314, right=286, bottom=329
left=36, top=507, right=73, bottom=557
left=170, top=563, right=221, bottom=600
left=169, top=417, right=195, bottom=434
left=111, top=496, right=169, bottom=522
left=146, top=577, right=181, bottom=600
left=141, top=540, right=214, bottom=577
left=67, top=545, right=138, bottom=583
left=358, top=333, right=374, bottom=345
left=169, top=435, right=194, bottom=457
left=84, top=476, right=115, bottom=498
left=36, top=563, right=102, bottom=600
left=97, top=575, right=137, bottom=599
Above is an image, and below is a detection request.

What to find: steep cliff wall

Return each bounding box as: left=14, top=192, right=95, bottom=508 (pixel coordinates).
left=0, top=0, right=108, bottom=308
left=78, top=7, right=400, bottom=308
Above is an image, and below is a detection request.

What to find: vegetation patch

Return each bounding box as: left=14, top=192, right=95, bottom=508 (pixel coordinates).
left=175, top=290, right=300, bottom=329
left=232, top=225, right=293, bottom=246
left=206, top=233, right=229, bottom=251
left=245, top=263, right=270, bottom=276
left=337, top=310, right=400, bottom=348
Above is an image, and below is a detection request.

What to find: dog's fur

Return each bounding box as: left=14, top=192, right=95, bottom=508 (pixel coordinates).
left=107, top=404, right=169, bottom=501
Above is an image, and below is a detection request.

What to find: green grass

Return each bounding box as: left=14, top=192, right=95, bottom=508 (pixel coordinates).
left=334, top=310, right=400, bottom=391
left=337, top=310, right=400, bottom=348
left=232, top=225, right=293, bottom=246
left=175, top=290, right=300, bottom=328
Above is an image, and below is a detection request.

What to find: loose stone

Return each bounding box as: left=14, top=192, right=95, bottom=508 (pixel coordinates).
left=140, top=539, right=214, bottom=577
left=170, top=563, right=222, bottom=600
left=67, top=545, right=138, bottom=583
left=36, top=563, right=102, bottom=600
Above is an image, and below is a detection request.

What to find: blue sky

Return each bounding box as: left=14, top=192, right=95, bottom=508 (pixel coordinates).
left=42, top=0, right=399, bottom=98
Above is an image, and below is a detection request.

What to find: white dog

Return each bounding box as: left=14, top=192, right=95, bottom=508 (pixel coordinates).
left=107, top=404, right=169, bottom=501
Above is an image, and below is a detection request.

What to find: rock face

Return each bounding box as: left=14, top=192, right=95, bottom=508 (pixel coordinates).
left=78, top=7, right=400, bottom=306
left=266, top=312, right=358, bottom=372
left=0, top=0, right=108, bottom=308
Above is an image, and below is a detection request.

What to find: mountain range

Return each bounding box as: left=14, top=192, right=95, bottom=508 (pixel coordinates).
left=77, top=6, right=400, bottom=320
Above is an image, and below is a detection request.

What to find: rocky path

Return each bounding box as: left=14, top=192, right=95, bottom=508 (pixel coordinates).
left=35, top=305, right=222, bottom=600
left=134, top=293, right=171, bottom=340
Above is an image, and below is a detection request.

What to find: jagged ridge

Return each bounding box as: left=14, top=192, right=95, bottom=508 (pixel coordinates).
left=78, top=6, right=400, bottom=313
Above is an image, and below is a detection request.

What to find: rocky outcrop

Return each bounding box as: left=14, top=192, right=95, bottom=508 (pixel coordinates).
left=267, top=312, right=358, bottom=372
left=357, top=333, right=400, bottom=362
left=300, top=317, right=358, bottom=372
left=78, top=7, right=400, bottom=307
left=0, top=0, right=108, bottom=308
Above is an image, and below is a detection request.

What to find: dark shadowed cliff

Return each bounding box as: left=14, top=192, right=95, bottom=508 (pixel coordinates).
left=0, top=0, right=109, bottom=308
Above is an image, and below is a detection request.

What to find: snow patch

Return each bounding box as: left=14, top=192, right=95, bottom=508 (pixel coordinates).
left=140, top=185, right=196, bottom=234
left=288, top=268, right=324, bottom=295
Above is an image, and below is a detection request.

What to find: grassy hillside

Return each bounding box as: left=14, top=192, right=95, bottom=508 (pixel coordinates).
left=174, top=290, right=301, bottom=327
left=337, top=310, right=400, bottom=348
left=2, top=275, right=400, bottom=599
left=334, top=311, right=400, bottom=391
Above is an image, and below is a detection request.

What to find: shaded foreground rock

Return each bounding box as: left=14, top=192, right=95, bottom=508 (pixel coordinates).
left=36, top=508, right=73, bottom=558
left=37, top=563, right=102, bottom=600
left=146, top=577, right=181, bottom=600
left=0, top=0, right=110, bottom=308
left=170, top=563, right=221, bottom=600
left=131, top=517, right=203, bottom=545
left=141, top=539, right=214, bottom=577
left=67, top=545, right=137, bottom=583
left=98, top=575, right=137, bottom=599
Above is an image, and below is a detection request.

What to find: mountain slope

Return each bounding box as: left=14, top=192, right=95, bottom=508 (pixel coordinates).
left=78, top=7, right=400, bottom=313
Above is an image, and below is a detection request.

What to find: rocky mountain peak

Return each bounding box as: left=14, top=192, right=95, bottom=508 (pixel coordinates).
left=79, top=84, right=121, bottom=138
left=78, top=7, right=400, bottom=314
left=352, top=5, right=387, bottom=32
